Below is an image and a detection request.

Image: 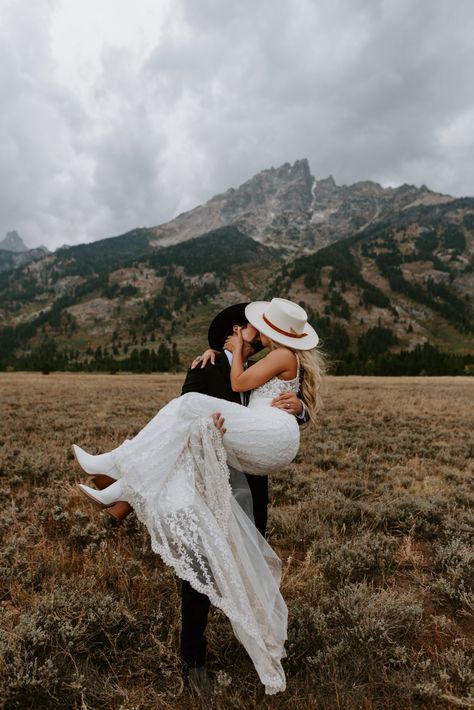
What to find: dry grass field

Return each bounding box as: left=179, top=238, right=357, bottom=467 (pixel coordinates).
left=0, top=373, right=473, bottom=709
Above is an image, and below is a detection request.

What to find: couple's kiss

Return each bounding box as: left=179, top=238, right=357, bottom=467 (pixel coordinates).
left=71, top=298, right=326, bottom=696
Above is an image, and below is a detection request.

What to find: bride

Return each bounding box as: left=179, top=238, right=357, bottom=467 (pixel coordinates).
left=72, top=298, right=325, bottom=695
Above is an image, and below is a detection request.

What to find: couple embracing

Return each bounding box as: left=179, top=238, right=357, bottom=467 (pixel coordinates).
left=72, top=298, right=326, bottom=696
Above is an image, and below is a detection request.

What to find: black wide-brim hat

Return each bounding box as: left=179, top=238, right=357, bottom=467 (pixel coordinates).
left=208, top=302, right=262, bottom=351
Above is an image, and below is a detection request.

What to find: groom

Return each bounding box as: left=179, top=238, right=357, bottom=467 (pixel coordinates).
left=180, top=302, right=308, bottom=696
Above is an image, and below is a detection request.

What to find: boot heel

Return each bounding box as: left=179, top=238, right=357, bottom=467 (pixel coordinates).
left=93, top=474, right=117, bottom=490
left=106, top=501, right=133, bottom=521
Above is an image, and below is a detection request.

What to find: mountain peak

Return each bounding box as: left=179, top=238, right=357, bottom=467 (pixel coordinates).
left=0, top=230, right=28, bottom=252
left=317, top=175, right=336, bottom=188
left=152, top=158, right=315, bottom=249
left=150, top=159, right=455, bottom=252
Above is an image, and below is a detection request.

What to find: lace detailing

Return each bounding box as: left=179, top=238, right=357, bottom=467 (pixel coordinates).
left=120, top=421, right=254, bottom=621
left=111, top=406, right=288, bottom=694
left=188, top=418, right=232, bottom=535
left=249, top=353, right=300, bottom=403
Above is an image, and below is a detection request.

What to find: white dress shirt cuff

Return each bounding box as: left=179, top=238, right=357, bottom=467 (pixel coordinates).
left=295, top=400, right=306, bottom=420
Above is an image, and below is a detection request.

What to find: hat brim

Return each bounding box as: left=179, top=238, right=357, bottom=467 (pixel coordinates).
left=244, top=301, right=319, bottom=350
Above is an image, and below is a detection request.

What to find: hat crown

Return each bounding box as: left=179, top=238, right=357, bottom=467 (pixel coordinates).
left=245, top=298, right=319, bottom=350
left=265, top=298, right=307, bottom=335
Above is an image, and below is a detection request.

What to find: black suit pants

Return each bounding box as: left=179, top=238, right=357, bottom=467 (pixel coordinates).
left=179, top=473, right=269, bottom=667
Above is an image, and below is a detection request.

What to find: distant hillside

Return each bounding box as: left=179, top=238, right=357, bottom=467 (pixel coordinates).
left=268, top=198, right=474, bottom=370
left=0, top=226, right=282, bottom=371
left=0, top=230, right=51, bottom=273
left=0, top=160, right=473, bottom=375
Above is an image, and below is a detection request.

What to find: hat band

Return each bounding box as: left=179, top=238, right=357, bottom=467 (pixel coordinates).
left=262, top=313, right=308, bottom=339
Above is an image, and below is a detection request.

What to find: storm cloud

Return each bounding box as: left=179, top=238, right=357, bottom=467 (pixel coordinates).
left=1, top=0, right=473, bottom=249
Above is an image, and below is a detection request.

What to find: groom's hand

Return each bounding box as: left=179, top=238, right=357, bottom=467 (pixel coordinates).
left=211, top=412, right=227, bottom=435
left=271, top=392, right=303, bottom=416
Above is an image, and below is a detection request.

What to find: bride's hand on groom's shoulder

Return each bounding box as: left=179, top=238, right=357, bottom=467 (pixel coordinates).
left=191, top=349, right=220, bottom=369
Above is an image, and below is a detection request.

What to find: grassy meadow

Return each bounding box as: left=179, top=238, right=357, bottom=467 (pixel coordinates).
left=0, top=373, right=473, bottom=709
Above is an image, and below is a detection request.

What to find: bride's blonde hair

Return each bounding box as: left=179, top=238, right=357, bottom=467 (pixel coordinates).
left=266, top=338, right=328, bottom=426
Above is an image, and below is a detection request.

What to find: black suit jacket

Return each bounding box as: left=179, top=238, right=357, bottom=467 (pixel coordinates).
left=181, top=352, right=243, bottom=403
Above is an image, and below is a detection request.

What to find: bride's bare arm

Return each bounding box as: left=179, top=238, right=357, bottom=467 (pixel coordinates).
left=189, top=343, right=305, bottom=417
left=231, top=349, right=296, bottom=392
left=225, top=330, right=297, bottom=392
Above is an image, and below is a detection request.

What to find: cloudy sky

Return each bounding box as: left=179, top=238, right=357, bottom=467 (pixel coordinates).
left=2, top=0, right=474, bottom=250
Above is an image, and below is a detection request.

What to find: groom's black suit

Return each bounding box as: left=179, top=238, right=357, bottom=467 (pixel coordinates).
left=179, top=352, right=268, bottom=668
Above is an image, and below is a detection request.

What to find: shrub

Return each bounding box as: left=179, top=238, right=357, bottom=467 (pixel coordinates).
left=287, top=581, right=423, bottom=706
left=315, top=532, right=396, bottom=586
left=430, top=538, right=474, bottom=608
left=0, top=582, right=138, bottom=707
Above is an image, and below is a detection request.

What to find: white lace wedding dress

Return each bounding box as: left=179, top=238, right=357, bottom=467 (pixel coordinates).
left=108, top=363, right=301, bottom=695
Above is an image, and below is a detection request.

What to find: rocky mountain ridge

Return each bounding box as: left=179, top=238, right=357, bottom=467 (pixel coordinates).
left=0, top=230, right=50, bottom=272
left=150, top=159, right=454, bottom=252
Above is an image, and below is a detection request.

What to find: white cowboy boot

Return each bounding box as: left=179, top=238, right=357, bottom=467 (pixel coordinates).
left=77, top=479, right=125, bottom=508
left=72, top=444, right=119, bottom=477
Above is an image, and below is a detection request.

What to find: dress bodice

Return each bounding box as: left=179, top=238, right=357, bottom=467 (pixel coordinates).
left=249, top=354, right=300, bottom=404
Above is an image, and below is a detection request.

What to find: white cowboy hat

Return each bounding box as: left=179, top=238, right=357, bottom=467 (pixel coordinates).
left=245, top=298, right=319, bottom=350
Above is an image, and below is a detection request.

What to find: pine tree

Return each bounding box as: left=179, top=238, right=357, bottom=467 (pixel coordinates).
left=157, top=342, right=172, bottom=371
left=172, top=342, right=180, bottom=370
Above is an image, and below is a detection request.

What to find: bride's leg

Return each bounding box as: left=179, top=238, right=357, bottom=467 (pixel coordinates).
left=108, top=392, right=249, bottom=486
left=180, top=392, right=246, bottom=422
left=117, top=392, right=245, bottom=448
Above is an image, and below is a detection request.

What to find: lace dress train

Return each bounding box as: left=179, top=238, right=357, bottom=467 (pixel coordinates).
left=108, top=378, right=300, bottom=694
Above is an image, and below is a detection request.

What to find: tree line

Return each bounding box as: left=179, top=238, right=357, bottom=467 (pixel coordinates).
left=0, top=337, right=181, bottom=374
left=1, top=329, right=472, bottom=376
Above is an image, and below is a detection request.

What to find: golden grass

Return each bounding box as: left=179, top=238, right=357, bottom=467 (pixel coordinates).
left=1, top=373, right=473, bottom=709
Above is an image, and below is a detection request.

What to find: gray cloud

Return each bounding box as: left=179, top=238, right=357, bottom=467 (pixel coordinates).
left=1, top=0, right=474, bottom=250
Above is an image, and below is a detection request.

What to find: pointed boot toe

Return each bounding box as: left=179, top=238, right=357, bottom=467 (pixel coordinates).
left=77, top=480, right=125, bottom=509
left=72, top=444, right=118, bottom=478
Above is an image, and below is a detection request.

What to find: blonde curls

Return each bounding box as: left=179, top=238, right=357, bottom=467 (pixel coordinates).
left=266, top=338, right=329, bottom=427
left=296, top=347, right=328, bottom=426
